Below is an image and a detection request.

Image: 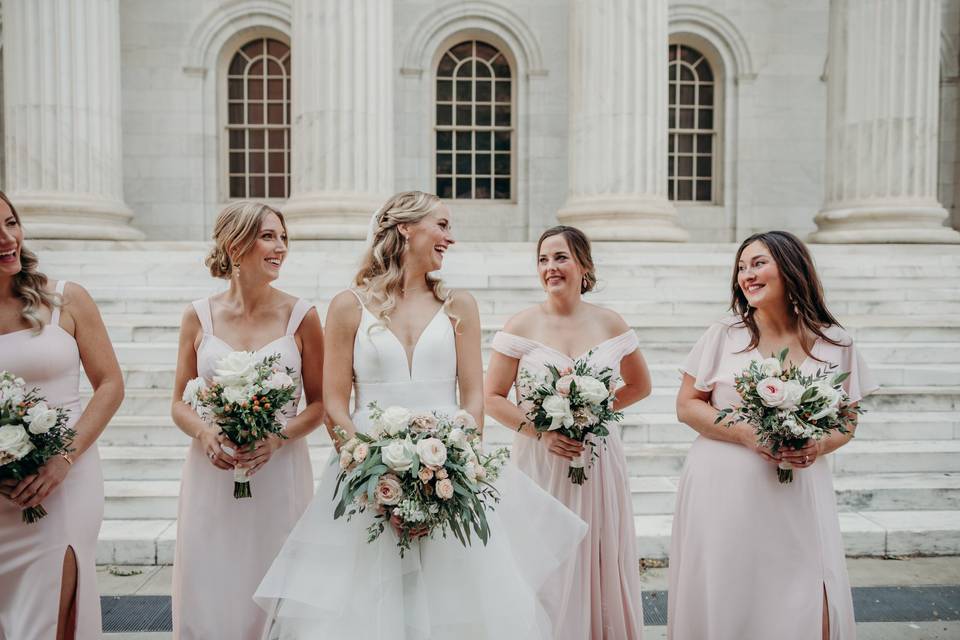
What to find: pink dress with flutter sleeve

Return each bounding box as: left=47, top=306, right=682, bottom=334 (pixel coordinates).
left=667, top=316, right=878, bottom=640
left=492, top=329, right=645, bottom=640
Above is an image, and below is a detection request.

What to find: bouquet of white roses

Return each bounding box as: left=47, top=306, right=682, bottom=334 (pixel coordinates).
left=0, top=371, right=75, bottom=523
left=519, top=358, right=623, bottom=484
left=183, top=351, right=296, bottom=498
left=332, top=404, right=510, bottom=557
left=716, top=348, right=861, bottom=483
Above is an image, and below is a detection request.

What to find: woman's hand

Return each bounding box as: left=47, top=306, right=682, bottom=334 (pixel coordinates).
left=737, top=426, right=781, bottom=465
left=779, top=438, right=820, bottom=469
left=198, top=427, right=236, bottom=470
left=541, top=431, right=584, bottom=461
left=8, top=456, right=72, bottom=508
left=234, top=433, right=284, bottom=476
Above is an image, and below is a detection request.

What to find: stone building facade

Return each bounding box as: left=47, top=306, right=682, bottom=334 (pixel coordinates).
left=2, top=0, right=959, bottom=243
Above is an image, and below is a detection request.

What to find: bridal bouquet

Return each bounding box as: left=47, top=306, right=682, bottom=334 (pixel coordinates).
left=520, top=359, right=623, bottom=484
left=183, top=351, right=296, bottom=498
left=715, top=348, right=861, bottom=483
left=0, top=371, right=75, bottom=523
left=333, top=404, right=510, bottom=557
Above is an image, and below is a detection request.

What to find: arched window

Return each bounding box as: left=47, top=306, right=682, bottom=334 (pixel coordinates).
left=225, top=37, right=290, bottom=200
left=668, top=43, right=717, bottom=203
left=435, top=40, right=513, bottom=200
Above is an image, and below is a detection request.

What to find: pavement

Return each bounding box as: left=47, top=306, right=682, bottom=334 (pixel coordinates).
left=98, top=557, right=960, bottom=639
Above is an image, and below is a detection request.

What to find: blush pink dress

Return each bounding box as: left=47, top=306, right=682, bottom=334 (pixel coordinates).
left=0, top=280, right=104, bottom=640
left=171, top=297, right=315, bottom=640
left=491, top=329, right=645, bottom=640
left=667, top=317, right=878, bottom=640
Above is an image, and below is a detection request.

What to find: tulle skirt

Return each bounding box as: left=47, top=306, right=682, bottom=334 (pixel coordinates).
left=255, top=445, right=587, bottom=639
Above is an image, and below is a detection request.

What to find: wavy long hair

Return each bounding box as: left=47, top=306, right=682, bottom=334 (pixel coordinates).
left=731, top=230, right=845, bottom=358
left=1, top=191, right=60, bottom=333
left=354, top=191, right=453, bottom=328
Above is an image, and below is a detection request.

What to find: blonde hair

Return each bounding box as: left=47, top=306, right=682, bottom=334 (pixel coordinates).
left=1, top=191, right=60, bottom=334
left=205, top=201, right=287, bottom=279
left=354, top=191, right=454, bottom=327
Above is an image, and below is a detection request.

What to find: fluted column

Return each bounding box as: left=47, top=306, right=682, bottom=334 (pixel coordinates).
left=2, top=0, right=142, bottom=240
left=812, top=0, right=959, bottom=243
left=557, top=0, right=687, bottom=241
left=284, top=0, right=393, bottom=239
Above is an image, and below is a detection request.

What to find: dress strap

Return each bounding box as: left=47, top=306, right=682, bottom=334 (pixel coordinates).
left=51, top=280, right=67, bottom=326
left=490, top=331, right=538, bottom=360
left=285, top=298, right=315, bottom=336
left=191, top=298, right=214, bottom=334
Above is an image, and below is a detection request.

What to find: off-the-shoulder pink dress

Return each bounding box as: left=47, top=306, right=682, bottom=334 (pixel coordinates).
left=171, top=297, right=315, bottom=640
left=668, top=317, right=878, bottom=640
left=0, top=280, right=104, bottom=640
left=492, top=329, right=645, bottom=640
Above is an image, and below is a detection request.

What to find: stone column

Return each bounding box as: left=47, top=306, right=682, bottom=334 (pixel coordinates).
left=2, top=0, right=142, bottom=240
left=284, top=0, right=393, bottom=239
left=811, top=0, right=959, bottom=243
left=557, top=0, right=688, bottom=241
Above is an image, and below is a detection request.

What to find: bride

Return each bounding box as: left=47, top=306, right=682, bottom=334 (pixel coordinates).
left=255, top=191, right=586, bottom=639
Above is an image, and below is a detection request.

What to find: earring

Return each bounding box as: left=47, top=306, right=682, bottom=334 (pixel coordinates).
left=789, top=294, right=799, bottom=315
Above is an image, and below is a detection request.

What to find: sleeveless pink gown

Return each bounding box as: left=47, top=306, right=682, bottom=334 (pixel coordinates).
left=0, top=280, right=105, bottom=640
left=668, top=317, right=878, bottom=640
left=171, top=297, right=315, bottom=640
left=491, top=329, right=645, bottom=640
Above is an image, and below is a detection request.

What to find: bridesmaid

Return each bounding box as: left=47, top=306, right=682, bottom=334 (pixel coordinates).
left=170, top=201, right=323, bottom=640
left=0, top=191, right=124, bottom=639
left=668, top=231, right=877, bottom=640
left=485, top=225, right=652, bottom=640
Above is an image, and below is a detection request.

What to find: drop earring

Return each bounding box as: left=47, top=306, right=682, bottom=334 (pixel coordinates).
left=789, top=294, right=799, bottom=315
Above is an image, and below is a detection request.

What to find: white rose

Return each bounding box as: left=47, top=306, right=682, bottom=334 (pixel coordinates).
left=780, top=380, right=805, bottom=411
left=782, top=414, right=806, bottom=437
left=0, top=383, right=24, bottom=406
left=182, top=377, right=207, bottom=410
left=810, top=383, right=842, bottom=421
left=213, top=351, right=259, bottom=387
left=416, top=437, right=448, bottom=468
left=542, top=395, right=574, bottom=431
left=756, top=377, right=786, bottom=407
left=379, top=406, right=412, bottom=437
left=759, top=357, right=783, bottom=377
left=0, top=424, right=35, bottom=463
left=221, top=385, right=251, bottom=405
left=451, top=410, right=477, bottom=430
left=447, top=427, right=469, bottom=450
left=382, top=438, right=416, bottom=473
left=262, top=370, right=294, bottom=391
left=25, top=402, right=58, bottom=435
left=575, top=376, right=609, bottom=405
left=543, top=396, right=573, bottom=431
left=353, top=443, right=369, bottom=463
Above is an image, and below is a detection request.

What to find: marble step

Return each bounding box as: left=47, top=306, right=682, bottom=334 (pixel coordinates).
left=96, top=439, right=960, bottom=481
left=632, top=509, right=960, bottom=559
left=95, top=384, right=960, bottom=418
left=101, top=472, right=960, bottom=520
left=94, top=507, right=960, bottom=565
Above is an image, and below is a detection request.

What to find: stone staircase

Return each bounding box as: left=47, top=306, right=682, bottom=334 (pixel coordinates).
left=32, top=240, right=960, bottom=564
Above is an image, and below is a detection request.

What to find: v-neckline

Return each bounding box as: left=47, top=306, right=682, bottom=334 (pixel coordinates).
left=504, top=330, right=632, bottom=362
left=750, top=336, right=821, bottom=371
left=205, top=333, right=292, bottom=355
left=360, top=304, right=445, bottom=377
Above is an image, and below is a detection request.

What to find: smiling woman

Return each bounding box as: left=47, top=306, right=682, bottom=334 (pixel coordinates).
left=169, top=200, right=324, bottom=640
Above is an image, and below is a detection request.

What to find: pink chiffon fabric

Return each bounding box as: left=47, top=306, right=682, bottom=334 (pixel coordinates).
left=491, top=329, right=645, bottom=640
left=171, top=297, right=315, bottom=640
left=0, top=280, right=104, bottom=640
left=667, top=316, right=879, bottom=640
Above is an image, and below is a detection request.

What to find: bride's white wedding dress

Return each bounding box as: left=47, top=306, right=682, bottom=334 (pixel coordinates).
left=255, top=291, right=587, bottom=639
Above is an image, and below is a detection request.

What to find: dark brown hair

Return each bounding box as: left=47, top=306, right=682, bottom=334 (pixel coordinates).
left=732, top=230, right=844, bottom=358
left=536, top=225, right=597, bottom=294
left=0, top=191, right=59, bottom=333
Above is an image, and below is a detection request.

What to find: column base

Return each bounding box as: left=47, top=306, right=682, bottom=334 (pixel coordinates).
left=282, top=192, right=388, bottom=240
left=811, top=203, right=960, bottom=244
left=12, top=192, right=144, bottom=240
left=557, top=195, right=689, bottom=241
